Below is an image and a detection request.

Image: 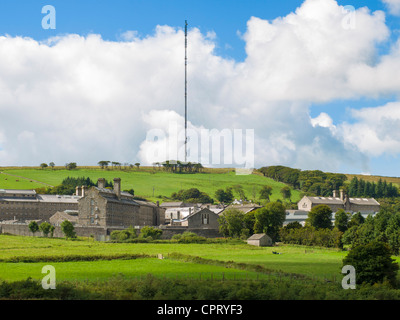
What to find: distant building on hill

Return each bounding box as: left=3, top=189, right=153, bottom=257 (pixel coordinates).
left=297, top=189, right=380, bottom=214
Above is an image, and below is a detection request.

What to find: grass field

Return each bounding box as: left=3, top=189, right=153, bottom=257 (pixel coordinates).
left=0, top=235, right=352, bottom=282
left=0, top=258, right=270, bottom=282
left=0, top=167, right=301, bottom=203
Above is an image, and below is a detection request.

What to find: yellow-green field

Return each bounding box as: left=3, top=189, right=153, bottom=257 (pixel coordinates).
left=0, top=167, right=301, bottom=203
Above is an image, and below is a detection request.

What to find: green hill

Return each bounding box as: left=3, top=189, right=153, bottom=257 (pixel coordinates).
left=0, top=166, right=301, bottom=204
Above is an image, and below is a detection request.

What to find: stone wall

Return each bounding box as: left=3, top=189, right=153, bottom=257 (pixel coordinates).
left=0, top=223, right=109, bottom=241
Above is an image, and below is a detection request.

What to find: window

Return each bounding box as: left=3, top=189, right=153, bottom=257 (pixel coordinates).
left=202, top=213, right=209, bottom=225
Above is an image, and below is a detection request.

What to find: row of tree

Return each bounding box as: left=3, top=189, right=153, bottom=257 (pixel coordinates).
left=259, top=165, right=400, bottom=199
left=347, top=177, right=399, bottom=198
left=158, top=160, right=204, bottom=173
left=28, top=220, right=76, bottom=239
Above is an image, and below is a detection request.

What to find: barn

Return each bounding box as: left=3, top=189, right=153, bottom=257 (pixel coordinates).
left=247, top=233, right=273, bottom=247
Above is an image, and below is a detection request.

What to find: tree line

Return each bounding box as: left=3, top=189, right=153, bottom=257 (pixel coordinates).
left=347, top=177, right=399, bottom=198
left=259, top=165, right=399, bottom=199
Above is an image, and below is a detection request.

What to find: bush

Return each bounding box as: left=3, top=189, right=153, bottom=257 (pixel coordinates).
left=172, top=232, right=207, bottom=243
left=139, top=226, right=162, bottom=240
left=110, top=227, right=137, bottom=242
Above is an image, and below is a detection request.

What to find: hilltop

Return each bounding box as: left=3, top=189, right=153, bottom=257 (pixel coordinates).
left=0, top=166, right=301, bottom=204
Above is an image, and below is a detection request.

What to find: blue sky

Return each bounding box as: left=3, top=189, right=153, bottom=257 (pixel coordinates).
left=0, top=0, right=399, bottom=177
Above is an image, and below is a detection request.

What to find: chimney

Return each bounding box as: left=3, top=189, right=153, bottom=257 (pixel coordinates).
left=82, top=185, right=87, bottom=197
left=333, top=190, right=338, bottom=198
left=189, top=207, right=192, bottom=215
left=98, top=178, right=106, bottom=189
left=156, top=201, right=159, bottom=207
left=113, top=178, right=121, bottom=199
left=76, top=186, right=82, bottom=196
left=340, top=189, right=344, bottom=201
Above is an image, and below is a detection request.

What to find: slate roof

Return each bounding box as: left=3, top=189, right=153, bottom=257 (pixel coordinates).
left=247, top=233, right=270, bottom=240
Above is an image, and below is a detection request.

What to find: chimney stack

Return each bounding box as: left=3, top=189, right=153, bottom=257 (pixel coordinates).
left=76, top=186, right=82, bottom=196
left=333, top=190, right=338, bottom=198
left=340, top=189, right=344, bottom=201
left=98, top=178, right=106, bottom=189
left=82, top=185, right=87, bottom=197
left=113, top=178, right=121, bottom=199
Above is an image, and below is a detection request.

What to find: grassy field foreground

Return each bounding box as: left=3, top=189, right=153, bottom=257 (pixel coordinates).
left=0, top=234, right=348, bottom=282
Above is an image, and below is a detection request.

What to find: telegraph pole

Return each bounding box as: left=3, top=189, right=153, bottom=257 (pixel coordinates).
left=184, top=20, right=188, bottom=163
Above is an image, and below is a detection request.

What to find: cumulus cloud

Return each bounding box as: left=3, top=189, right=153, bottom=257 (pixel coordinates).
left=340, top=102, right=400, bottom=156
left=0, top=0, right=399, bottom=174
left=382, top=0, right=400, bottom=15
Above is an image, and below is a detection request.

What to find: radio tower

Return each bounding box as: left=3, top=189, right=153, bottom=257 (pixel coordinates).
left=184, top=20, right=188, bottom=162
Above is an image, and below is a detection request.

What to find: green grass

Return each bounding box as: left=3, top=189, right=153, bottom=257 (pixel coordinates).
left=0, top=235, right=346, bottom=280
left=0, top=167, right=301, bottom=203
left=0, top=258, right=268, bottom=282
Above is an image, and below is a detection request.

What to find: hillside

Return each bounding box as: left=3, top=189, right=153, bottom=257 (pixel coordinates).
left=0, top=166, right=301, bottom=203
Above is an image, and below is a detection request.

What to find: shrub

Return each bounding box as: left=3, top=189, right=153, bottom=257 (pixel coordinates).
left=139, top=226, right=162, bottom=240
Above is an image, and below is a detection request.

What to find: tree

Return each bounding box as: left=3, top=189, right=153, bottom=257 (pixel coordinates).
left=135, top=163, right=141, bottom=170
left=60, top=220, right=76, bottom=239
left=259, top=186, right=273, bottom=201
left=98, top=161, right=110, bottom=169
left=49, top=162, right=55, bottom=169
left=280, top=186, right=291, bottom=201
left=342, top=241, right=399, bottom=287
left=334, top=209, right=350, bottom=233
left=218, top=208, right=245, bottom=238
left=39, top=222, right=52, bottom=237
left=65, top=162, right=77, bottom=170
left=348, top=212, right=365, bottom=228
left=40, top=163, right=48, bottom=169
left=253, top=201, right=286, bottom=241
left=28, top=221, right=39, bottom=236
left=215, top=188, right=234, bottom=204
left=385, top=213, right=400, bottom=255
left=306, top=204, right=333, bottom=230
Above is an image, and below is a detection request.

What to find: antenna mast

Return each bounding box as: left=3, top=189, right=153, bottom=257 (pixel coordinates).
left=184, top=20, right=188, bottom=163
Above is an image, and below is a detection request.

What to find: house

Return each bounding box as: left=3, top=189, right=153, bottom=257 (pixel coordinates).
left=297, top=190, right=380, bottom=214
left=171, top=208, right=219, bottom=229
left=247, top=233, right=273, bottom=247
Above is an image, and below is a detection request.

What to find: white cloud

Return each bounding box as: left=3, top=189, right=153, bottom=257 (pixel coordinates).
left=0, top=0, right=399, bottom=174
left=382, top=0, right=400, bottom=15
left=340, top=102, right=400, bottom=156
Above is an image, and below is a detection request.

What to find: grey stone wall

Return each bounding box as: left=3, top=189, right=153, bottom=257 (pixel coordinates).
left=0, top=223, right=109, bottom=241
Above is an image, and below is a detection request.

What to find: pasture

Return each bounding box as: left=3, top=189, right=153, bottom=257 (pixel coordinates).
left=0, top=167, right=301, bottom=203
left=0, top=234, right=348, bottom=282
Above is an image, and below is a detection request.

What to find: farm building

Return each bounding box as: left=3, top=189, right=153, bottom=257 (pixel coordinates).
left=247, top=233, right=273, bottom=247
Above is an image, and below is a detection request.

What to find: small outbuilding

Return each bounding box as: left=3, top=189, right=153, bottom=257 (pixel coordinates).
left=247, top=233, right=273, bottom=247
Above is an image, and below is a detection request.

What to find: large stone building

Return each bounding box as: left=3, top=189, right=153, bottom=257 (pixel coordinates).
left=78, top=178, right=165, bottom=227
left=297, top=189, right=380, bottom=214
left=0, top=189, right=80, bottom=222
left=0, top=178, right=165, bottom=230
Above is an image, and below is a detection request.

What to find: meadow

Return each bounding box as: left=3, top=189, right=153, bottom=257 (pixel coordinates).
left=0, top=166, right=302, bottom=203
left=0, top=234, right=348, bottom=282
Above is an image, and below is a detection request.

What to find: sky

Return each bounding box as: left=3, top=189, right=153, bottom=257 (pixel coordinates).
left=0, top=0, right=400, bottom=176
